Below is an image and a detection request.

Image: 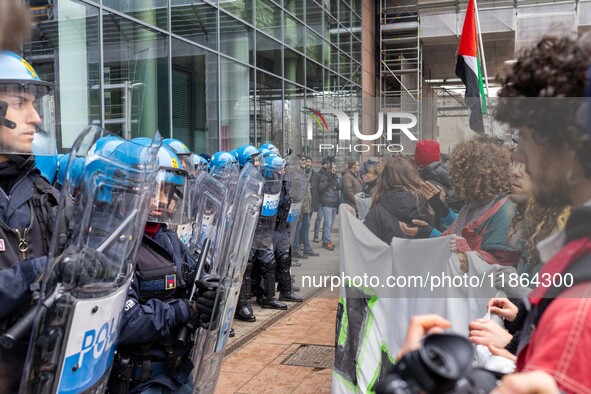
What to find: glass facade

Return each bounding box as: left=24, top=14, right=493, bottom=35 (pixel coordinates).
left=25, top=0, right=362, bottom=157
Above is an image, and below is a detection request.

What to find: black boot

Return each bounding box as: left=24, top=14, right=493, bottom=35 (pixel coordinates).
left=279, top=292, right=303, bottom=302
left=236, top=266, right=256, bottom=322
left=260, top=296, right=288, bottom=309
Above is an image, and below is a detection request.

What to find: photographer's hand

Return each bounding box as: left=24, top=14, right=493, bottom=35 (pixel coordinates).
left=397, top=314, right=451, bottom=359
left=469, top=318, right=512, bottom=348
left=491, top=371, right=560, bottom=394
left=487, top=297, right=518, bottom=322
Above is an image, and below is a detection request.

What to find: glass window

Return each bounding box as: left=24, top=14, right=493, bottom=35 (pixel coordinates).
left=284, top=48, right=304, bottom=85
left=219, top=0, right=254, bottom=24
left=256, top=0, right=281, bottom=40
left=220, top=58, right=252, bottom=150
left=103, top=0, right=168, bottom=30
left=171, top=0, right=218, bottom=51
left=339, top=29, right=351, bottom=55
left=339, top=51, right=351, bottom=79
left=306, top=28, right=322, bottom=64
left=325, top=41, right=337, bottom=71
left=284, top=13, right=304, bottom=53
left=284, top=81, right=305, bottom=154
left=102, top=10, right=170, bottom=138
left=306, top=59, right=323, bottom=91
left=171, top=39, right=218, bottom=154
left=255, top=71, right=283, bottom=148
left=220, top=12, right=254, bottom=64
left=256, top=33, right=282, bottom=76
left=339, top=0, right=351, bottom=28
left=327, top=12, right=339, bottom=46
left=25, top=0, right=101, bottom=149
left=284, top=0, right=304, bottom=21
left=306, top=0, right=323, bottom=35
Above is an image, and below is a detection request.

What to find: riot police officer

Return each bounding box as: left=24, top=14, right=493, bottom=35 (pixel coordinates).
left=234, top=145, right=261, bottom=322
left=112, top=142, right=217, bottom=393
left=251, top=155, right=288, bottom=310
left=0, top=51, right=60, bottom=392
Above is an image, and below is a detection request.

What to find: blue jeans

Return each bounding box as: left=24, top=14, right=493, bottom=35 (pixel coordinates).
left=298, top=212, right=312, bottom=252
left=313, top=205, right=324, bottom=237
left=322, top=206, right=337, bottom=244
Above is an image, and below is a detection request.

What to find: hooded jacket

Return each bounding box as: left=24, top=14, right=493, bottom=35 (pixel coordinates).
left=363, top=187, right=434, bottom=244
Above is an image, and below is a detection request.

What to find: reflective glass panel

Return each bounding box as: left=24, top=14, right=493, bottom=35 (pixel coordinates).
left=171, top=0, right=218, bottom=51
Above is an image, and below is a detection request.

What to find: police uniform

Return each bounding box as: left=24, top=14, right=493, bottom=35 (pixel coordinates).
left=0, top=157, right=59, bottom=392
left=114, top=224, right=197, bottom=393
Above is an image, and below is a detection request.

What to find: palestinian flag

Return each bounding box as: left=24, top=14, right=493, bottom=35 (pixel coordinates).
left=455, top=0, right=487, bottom=134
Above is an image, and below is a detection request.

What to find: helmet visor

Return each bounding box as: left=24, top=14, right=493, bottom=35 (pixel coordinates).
left=0, top=82, right=56, bottom=156
left=147, top=168, right=190, bottom=225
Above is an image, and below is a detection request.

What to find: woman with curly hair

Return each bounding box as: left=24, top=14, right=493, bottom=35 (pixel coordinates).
left=441, top=136, right=520, bottom=265
left=363, top=156, right=435, bottom=244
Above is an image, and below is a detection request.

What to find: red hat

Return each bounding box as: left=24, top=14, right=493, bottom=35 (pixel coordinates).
left=414, top=139, right=441, bottom=166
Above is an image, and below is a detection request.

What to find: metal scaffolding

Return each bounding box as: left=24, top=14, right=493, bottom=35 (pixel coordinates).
left=379, top=0, right=422, bottom=151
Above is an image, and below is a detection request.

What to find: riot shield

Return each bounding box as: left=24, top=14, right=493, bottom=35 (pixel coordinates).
left=252, top=167, right=284, bottom=250
left=283, top=160, right=310, bottom=246
left=188, top=163, right=264, bottom=394
left=19, top=126, right=160, bottom=394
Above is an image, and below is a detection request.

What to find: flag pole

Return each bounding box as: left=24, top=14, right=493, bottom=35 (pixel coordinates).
left=473, top=0, right=489, bottom=99
left=473, top=0, right=494, bottom=134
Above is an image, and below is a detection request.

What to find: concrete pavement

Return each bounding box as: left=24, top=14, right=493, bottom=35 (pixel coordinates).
left=216, top=213, right=342, bottom=393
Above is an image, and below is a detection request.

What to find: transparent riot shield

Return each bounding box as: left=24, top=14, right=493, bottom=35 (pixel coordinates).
left=252, top=168, right=284, bottom=250
left=283, top=160, right=310, bottom=246
left=188, top=172, right=229, bottom=275
left=188, top=163, right=264, bottom=394
left=18, top=126, right=160, bottom=394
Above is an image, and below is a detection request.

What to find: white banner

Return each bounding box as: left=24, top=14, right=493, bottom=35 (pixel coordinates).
left=333, top=206, right=504, bottom=393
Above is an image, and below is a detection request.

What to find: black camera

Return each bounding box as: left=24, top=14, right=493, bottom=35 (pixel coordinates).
left=375, top=334, right=500, bottom=394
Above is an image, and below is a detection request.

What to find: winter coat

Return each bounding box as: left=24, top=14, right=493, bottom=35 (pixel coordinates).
left=363, top=187, right=434, bottom=244
left=310, top=169, right=323, bottom=211
left=342, top=168, right=363, bottom=208
left=318, top=171, right=340, bottom=208
left=302, top=181, right=312, bottom=214
left=418, top=161, right=464, bottom=212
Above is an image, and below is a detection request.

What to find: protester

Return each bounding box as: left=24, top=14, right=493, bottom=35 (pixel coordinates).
left=318, top=161, right=339, bottom=250
left=342, top=160, right=363, bottom=213
left=312, top=158, right=329, bottom=243
left=361, top=164, right=381, bottom=198
left=293, top=155, right=318, bottom=259
left=431, top=136, right=520, bottom=265
left=399, top=33, right=591, bottom=394
left=414, top=139, right=464, bottom=212
left=364, top=156, right=435, bottom=244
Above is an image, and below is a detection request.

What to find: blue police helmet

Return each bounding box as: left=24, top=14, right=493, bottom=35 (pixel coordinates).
left=163, top=138, right=191, bottom=157
left=0, top=51, right=52, bottom=93
left=258, top=148, right=273, bottom=160
left=262, top=154, right=285, bottom=179
left=229, top=148, right=239, bottom=160
left=133, top=137, right=186, bottom=185
left=56, top=153, right=71, bottom=187
left=208, top=151, right=237, bottom=171
left=260, top=143, right=279, bottom=155
left=35, top=153, right=58, bottom=184
left=236, top=144, right=260, bottom=167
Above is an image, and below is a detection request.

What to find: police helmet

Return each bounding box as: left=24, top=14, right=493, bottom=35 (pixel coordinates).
left=236, top=144, right=260, bottom=168
left=0, top=51, right=56, bottom=155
